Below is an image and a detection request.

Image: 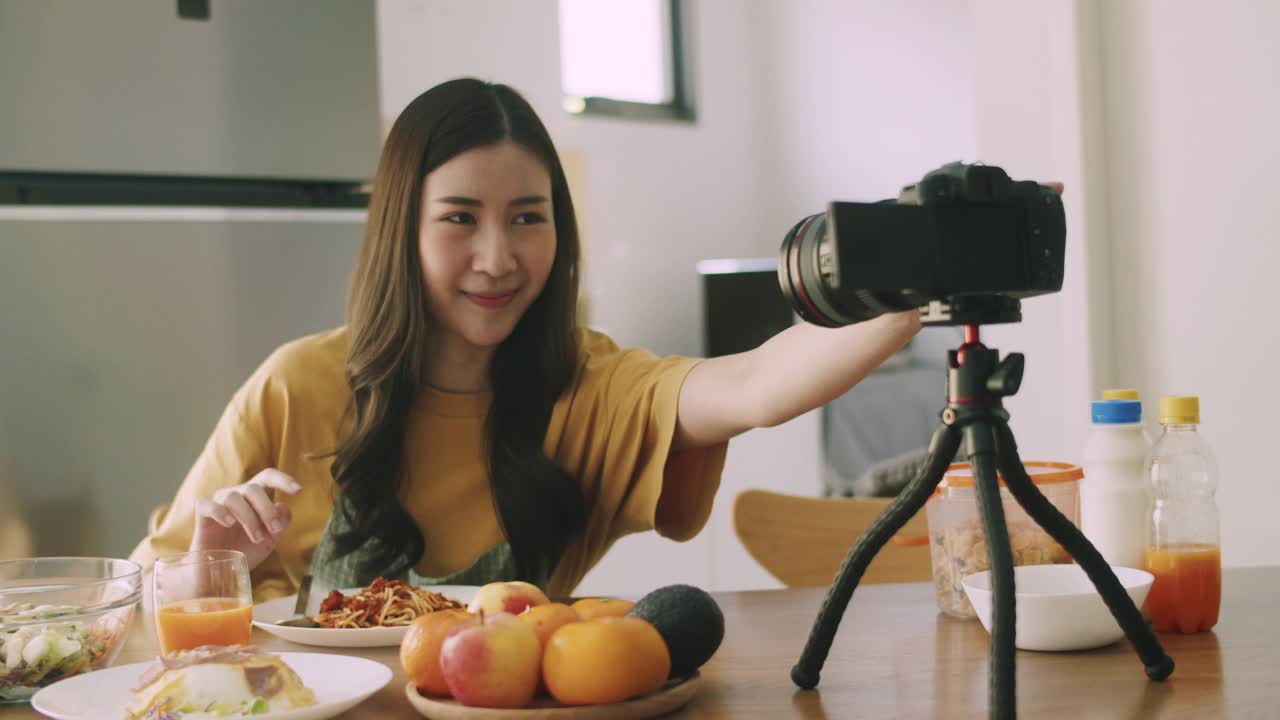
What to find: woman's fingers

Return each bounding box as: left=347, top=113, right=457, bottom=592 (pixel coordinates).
left=195, top=497, right=236, bottom=528
left=242, top=483, right=286, bottom=536
left=253, top=468, right=304, bottom=496
left=273, top=502, right=292, bottom=533
left=193, top=469, right=300, bottom=550
left=217, top=490, right=269, bottom=545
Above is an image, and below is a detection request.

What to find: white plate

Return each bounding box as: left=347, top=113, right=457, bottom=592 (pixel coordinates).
left=252, top=585, right=479, bottom=648
left=31, top=652, right=391, bottom=720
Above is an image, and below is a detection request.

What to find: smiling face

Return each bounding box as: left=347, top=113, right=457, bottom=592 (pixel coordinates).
left=418, top=140, right=557, bottom=368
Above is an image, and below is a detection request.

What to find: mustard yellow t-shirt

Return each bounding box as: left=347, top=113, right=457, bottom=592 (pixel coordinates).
left=129, top=327, right=727, bottom=601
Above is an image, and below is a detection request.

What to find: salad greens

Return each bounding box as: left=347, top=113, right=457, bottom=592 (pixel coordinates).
left=143, top=696, right=272, bottom=718
left=0, top=602, right=128, bottom=701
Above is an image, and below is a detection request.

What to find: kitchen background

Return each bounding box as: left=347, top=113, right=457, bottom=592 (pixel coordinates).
left=1, top=0, right=1275, bottom=595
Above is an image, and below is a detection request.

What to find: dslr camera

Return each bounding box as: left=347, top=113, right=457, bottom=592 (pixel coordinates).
left=777, top=162, right=1065, bottom=327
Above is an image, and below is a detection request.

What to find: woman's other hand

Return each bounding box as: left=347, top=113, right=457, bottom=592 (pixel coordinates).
left=192, top=468, right=302, bottom=570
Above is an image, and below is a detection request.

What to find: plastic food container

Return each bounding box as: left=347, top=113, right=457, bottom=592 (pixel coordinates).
left=922, top=462, right=1082, bottom=619
left=0, top=557, right=141, bottom=702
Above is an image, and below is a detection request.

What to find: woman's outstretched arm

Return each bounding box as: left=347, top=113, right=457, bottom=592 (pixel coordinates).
left=672, top=310, right=921, bottom=450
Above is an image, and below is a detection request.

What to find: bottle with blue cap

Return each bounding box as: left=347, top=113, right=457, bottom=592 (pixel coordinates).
left=1080, top=388, right=1154, bottom=568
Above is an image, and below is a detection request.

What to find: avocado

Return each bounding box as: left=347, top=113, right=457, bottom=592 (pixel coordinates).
left=628, top=584, right=724, bottom=678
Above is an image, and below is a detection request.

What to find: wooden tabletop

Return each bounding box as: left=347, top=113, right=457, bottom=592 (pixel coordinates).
left=5, top=566, right=1276, bottom=719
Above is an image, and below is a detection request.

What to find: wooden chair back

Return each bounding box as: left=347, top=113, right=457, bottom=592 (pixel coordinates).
left=733, top=489, right=933, bottom=587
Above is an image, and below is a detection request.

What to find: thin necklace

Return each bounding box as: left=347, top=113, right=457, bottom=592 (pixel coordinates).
left=426, top=383, right=489, bottom=394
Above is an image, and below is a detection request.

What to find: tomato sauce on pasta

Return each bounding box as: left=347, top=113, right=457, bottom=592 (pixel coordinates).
left=312, top=577, right=464, bottom=628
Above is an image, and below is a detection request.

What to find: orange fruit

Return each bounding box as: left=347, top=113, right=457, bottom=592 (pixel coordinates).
left=400, top=608, right=473, bottom=697
left=519, top=603, right=581, bottom=649
left=542, top=617, right=670, bottom=705
left=570, top=597, right=635, bottom=620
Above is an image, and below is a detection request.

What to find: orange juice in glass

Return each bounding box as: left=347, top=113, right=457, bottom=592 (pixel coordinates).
left=153, top=550, right=252, bottom=654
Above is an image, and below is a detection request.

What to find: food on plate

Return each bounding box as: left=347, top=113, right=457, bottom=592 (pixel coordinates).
left=125, top=645, right=315, bottom=719
left=518, top=603, right=581, bottom=650
left=401, top=585, right=715, bottom=710
left=399, top=608, right=472, bottom=698
left=465, top=581, right=549, bottom=616
left=312, top=577, right=463, bottom=629
left=930, top=522, right=1071, bottom=617
left=569, top=597, right=634, bottom=620
left=439, top=611, right=541, bottom=709
left=0, top=601, right=132, bottom=701
left=628, top=584, right=724, bottom=678
left=542, top=616, right=670, bottom=706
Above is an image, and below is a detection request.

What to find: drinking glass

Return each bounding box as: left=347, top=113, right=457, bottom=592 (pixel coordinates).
left=152, top=549, right=252, bottom=654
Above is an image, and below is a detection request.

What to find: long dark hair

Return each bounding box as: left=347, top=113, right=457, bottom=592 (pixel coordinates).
left=330, top=78, right=587, bottom=583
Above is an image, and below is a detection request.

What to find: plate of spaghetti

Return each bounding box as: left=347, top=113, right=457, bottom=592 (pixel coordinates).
left=253, top=579, right=478, bottom=648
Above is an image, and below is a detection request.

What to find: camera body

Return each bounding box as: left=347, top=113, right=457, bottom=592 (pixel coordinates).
left=777, top=162, right=1065, bottom=327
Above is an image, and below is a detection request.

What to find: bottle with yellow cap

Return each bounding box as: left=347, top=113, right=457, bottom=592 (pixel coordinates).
left=1142, top=395, right=1221, bottom=633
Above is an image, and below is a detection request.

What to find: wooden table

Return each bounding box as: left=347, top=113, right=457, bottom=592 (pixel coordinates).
left=5, top=567, right=1276, bottom=718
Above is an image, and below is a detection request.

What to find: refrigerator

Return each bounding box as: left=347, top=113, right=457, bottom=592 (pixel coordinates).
left=0, top=0, right=382, bottom=560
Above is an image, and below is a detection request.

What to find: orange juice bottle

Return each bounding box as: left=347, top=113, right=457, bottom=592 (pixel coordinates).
left=156, top=597, right=254, bottom=653
left=1142, top=396, right=1221, bottom=633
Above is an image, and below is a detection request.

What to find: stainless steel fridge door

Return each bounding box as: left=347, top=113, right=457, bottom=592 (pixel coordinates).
left=0, top=207, right=364, bottom=557
left=0, top=0, right=380, bottom=181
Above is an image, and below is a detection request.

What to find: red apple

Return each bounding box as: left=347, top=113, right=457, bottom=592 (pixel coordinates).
left=467, top=581, right=550, bottom=616
left=439, top=611, right=541, bottom=708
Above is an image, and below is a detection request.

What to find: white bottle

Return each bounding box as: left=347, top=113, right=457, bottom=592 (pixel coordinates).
left=1080, top=391, right=1153, bottom=569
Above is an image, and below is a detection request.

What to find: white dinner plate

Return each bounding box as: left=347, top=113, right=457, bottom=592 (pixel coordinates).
left=252, top=585, right=479, bottom=648
left=31, top=652, right=391, bottom=720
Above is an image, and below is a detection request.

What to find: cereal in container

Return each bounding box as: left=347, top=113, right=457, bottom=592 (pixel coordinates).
left=915, top=462, right=1082, bottom=618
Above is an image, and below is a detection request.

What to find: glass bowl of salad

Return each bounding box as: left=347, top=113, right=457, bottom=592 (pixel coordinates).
left=1, top=557, right=142, bottom=703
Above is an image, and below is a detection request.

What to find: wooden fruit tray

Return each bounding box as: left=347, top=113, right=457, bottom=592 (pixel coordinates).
left=404, top=673, right=701, bottom=719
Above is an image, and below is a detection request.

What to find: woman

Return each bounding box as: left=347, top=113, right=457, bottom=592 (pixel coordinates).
left=130, top=78, right=920, bottom=601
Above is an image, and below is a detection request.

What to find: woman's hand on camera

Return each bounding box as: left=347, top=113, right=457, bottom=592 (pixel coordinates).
left=192, top=469, right=302, bottom=570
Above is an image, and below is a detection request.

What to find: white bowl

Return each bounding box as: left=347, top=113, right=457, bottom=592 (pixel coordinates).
left=961, top=564, right=1153, bottom=652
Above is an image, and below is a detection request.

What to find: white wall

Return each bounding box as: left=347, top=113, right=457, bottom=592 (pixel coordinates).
left=711, top=0, right=979, bottom=593
left=754, top=0, right=979, bottom=236
left=969, top=0, right=1279, bottom=567
left=966, top=0, right=1107, bottom=465
left=1096, top=0, right=1280, bottom=566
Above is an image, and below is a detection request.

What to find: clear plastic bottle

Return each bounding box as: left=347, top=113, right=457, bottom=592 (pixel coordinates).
left=1142, top=396, right=1221, bottom=634
left=1081, top=390, right=1153, bottom=569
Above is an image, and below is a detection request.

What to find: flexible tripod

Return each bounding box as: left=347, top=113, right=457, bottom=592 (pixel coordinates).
left=791, top=314, right=1175, bottom=719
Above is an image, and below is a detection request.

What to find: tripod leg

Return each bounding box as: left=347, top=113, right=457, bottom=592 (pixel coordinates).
left=791, top=422, right=963, bottom=690
left=992, top=421, right=1175, bottom=682
left=964, top=422, right=1017, bottom=720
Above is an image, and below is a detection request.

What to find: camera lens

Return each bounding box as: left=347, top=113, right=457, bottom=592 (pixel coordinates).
left=777, top=211, right=926, bottom=327
left=777, top=213, right=840, bottom=327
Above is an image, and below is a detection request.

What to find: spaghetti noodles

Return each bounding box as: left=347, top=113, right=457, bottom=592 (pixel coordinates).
left=311, top=577, right=464, bottom=629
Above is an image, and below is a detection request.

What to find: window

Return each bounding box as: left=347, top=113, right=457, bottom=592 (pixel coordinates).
left=558, top=0, right=693, bottom=121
